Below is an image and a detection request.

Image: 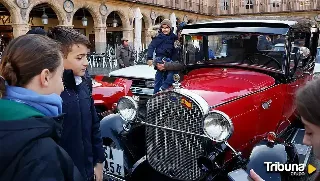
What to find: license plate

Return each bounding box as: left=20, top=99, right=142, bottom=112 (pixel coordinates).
left=103, top=146, right=125, bottom=178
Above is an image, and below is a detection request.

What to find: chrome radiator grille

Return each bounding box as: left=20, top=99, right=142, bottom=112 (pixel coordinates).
left=146, top=91, right=205, bottom=181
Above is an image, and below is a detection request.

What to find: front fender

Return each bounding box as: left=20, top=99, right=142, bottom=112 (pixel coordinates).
left=93, top=77, right=133, bottom=110
left=244, top=140, right=298, bottom=181
left=100, top=114, right=135, bottom=173
left=100, top=113, right=127, bottom=148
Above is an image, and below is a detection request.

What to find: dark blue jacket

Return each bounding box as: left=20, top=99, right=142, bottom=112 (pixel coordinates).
left=0, top=99, right=84, bottom=181
left=147, top=29, right=178, bottom=61
left=59, top=70, right=105, bottom=180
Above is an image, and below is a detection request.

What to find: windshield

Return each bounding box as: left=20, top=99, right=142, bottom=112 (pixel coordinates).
left=184, top=33, right=297, bottom=70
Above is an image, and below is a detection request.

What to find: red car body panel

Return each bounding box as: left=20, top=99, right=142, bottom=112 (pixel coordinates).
left=92, top=76, right=133, bottom=110
left=181, top=67, right=306, bottom=154
left=181, top=68, right=275, bottom=106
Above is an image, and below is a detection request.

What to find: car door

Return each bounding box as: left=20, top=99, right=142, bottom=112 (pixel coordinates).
left=282, top=47, right=311, bottom=125
left=257, top=84, right=286, bottom=135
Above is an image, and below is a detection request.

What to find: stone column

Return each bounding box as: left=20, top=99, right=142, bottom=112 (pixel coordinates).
left=145, top=28, right=152, bottom=47
left=12, top=24, right=29, bottom=38
left=94, top=26, right=107, bottom=54
left=122, top=27, right=134, bottom=47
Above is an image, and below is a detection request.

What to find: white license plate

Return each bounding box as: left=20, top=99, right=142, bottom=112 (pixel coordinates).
left=103, top=146, right=125, bottom=177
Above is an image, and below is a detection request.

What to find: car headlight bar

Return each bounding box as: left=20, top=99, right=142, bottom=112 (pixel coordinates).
left=203, top=110, right=234, bottom=142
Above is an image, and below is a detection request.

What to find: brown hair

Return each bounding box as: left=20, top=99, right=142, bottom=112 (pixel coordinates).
left=296, top=78, right=320, bottom=126
left=47, top=27, right=91, bottom=57
left=0, top=34, right=62, bottom=98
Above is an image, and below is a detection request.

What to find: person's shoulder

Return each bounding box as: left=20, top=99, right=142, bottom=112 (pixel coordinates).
left=155, top=32, right=166, bottom=39
left=21, top=137, right=65, bottom=163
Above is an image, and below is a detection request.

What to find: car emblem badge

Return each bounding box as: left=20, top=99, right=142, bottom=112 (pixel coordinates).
left=181, top=97, right=192, bottom=109
left=173, top=74, right=180, bottom=82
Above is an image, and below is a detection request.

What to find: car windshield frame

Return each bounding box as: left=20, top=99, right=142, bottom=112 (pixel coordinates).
left=180, top=20, right=313, bottom=75
left=181, top=32, right=289, bottom=73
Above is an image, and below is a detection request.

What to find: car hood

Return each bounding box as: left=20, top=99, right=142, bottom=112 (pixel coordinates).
left=109, top=65, right=156, bottom=80
left=181, top=68, right=275, bottom=107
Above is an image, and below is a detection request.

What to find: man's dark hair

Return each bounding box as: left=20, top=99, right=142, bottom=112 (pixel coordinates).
left=26, top=27, right=47, bottom=35
left=47, top=27, right=91, bottom=57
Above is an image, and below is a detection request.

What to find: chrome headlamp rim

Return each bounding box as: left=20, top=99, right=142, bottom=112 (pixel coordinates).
left=117, top=96, right=138, bottom=121
left=202, top=110, right=234, bottom=142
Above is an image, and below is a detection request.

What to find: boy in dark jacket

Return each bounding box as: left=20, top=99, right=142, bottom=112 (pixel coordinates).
left=47, top=27, right=105, bottom=181
left=147, top=19, right=178, bottom=93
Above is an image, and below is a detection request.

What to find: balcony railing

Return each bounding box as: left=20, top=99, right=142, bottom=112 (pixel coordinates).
left=121, top=0, right=211, bottom=15
left=121, top=0, right=320, bottom=16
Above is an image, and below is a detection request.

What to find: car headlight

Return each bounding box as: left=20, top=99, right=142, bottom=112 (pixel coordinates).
left=117, top=96, right=138, bottom=121
left=203, top=110, right=234, bottom=142
left=145, top=81, right=155, bottom=88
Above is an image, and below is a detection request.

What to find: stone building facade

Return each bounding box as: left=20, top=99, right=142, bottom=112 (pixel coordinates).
left=1, top=0, right=320, bottom=53
left=0, top=0, right=215, bottom=53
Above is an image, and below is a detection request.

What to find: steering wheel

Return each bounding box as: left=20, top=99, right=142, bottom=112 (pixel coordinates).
left=244, top=53, right=282, bottom=69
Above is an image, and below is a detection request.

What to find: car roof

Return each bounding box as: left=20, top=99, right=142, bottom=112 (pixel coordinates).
left=182, top=17, right=314, bottom=35
left=191, top=19, right=297, bottom=26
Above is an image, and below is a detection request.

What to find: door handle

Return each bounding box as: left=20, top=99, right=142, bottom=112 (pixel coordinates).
left=262, top=99, right=272, bottom=109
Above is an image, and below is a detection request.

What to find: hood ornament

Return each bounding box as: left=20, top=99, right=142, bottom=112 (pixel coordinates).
left=173, top=74, right=181, bottom=89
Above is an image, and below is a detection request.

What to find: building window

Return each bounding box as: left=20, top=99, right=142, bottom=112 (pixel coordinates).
left=221, top=0, right=229, bottom=10
left=271, top=0, right=280, bottom=7
left=246, top=0, right=254, bottom=9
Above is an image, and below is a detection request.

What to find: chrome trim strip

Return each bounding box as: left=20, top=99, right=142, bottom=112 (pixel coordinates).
left=130, top=156, right=147, bottom=174
left=173, top=88, right=210, bottom=115
left=130, top=86, right=154, bottom=95
left=104, top=173, right=126, bottom=181
left=210, top=84, right=279, bottom=109
left=290, top=128, right=301, bottom=143
left=141, top=121, right=209, bottom=138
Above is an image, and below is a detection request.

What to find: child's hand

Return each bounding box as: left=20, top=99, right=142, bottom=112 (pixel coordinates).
left=250, top=169, right=265, bottom=181
left=147, top=60, right=153, bottom=66
left=94, top=163, right=103, bottom=181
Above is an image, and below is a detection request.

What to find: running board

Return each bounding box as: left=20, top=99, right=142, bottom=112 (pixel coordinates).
left=290, top=128, right=312, bottom=165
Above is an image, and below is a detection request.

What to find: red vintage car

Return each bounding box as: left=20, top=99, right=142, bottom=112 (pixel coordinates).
left=91, top=75, right=134, bottom=118
left=100, top=18, right=319, bottom=181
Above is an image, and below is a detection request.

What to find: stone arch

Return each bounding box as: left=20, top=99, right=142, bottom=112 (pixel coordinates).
left=27, top=0, right=65, bottom=25
left=71, top=2, right=101, bottom=26
left=106, top=8, right=130, bottom=29
left=0, top=0, right=20, bottom=23
left=155, top=15, right=165, bottom=25
left=140, top=12, right=151, bottom=29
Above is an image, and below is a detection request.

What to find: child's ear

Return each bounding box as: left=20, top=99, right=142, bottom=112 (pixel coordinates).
left=40, top=69, right=50, bottom=87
